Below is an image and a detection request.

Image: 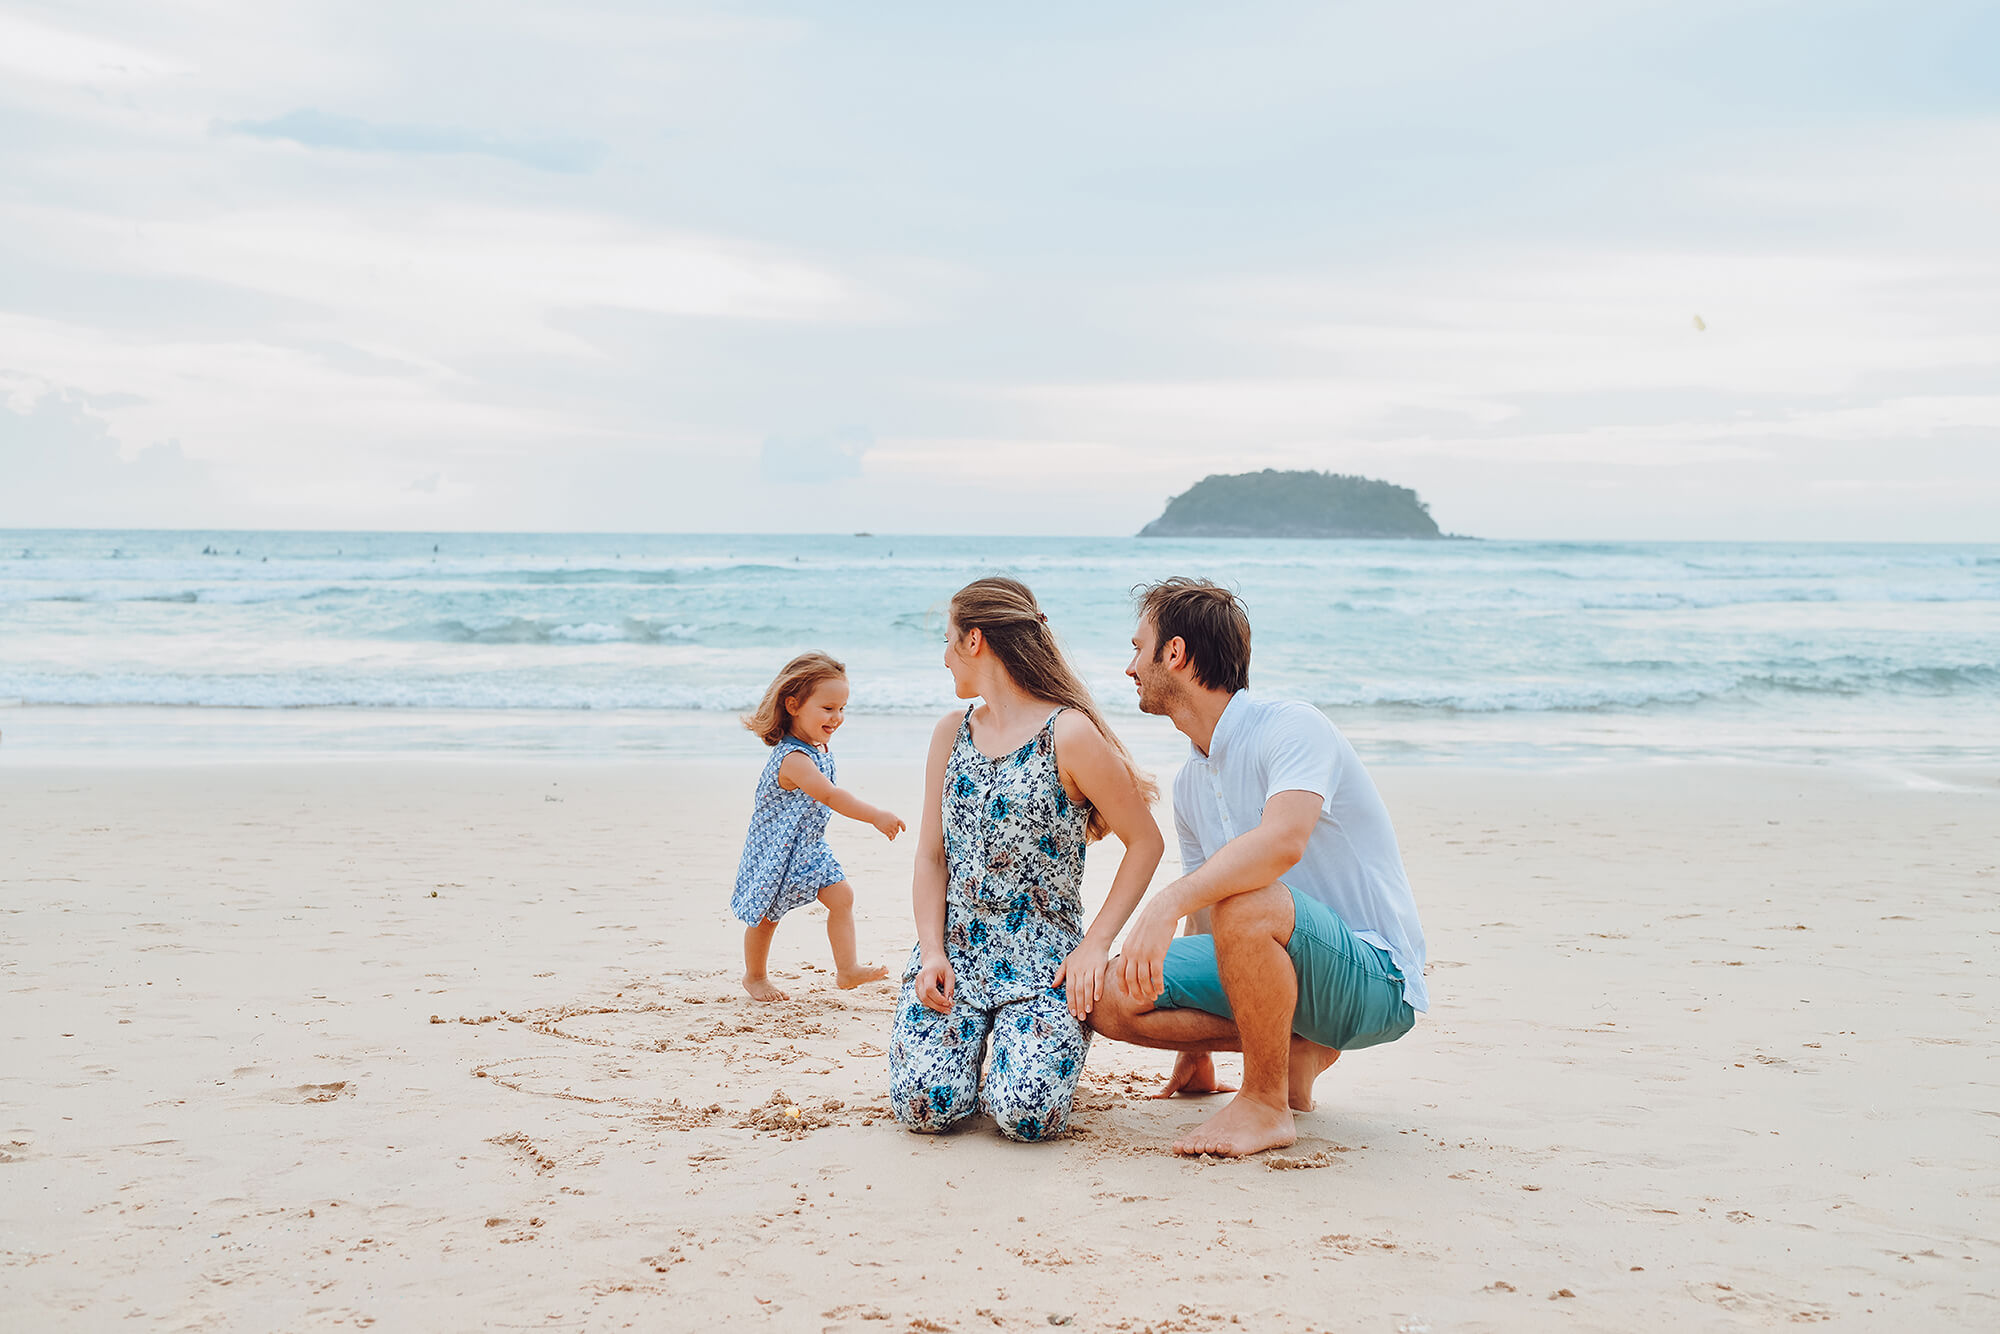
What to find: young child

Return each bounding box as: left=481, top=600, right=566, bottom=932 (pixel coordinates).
left=733, top=652, right=905, bottom=1002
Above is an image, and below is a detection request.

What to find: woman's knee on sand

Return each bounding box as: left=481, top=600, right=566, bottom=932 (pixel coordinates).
left=891, top=1068, right=979, bottom=1132
left=887, top=978, right=987, bottom=1132
left=890, top=1040, right=1080, bottom=1140
left=981, top=1061, right=1081, bottom=1142
left=980, top=995, right=1088, bottom=1142
left=888, top=987, right=1088, bottom=1141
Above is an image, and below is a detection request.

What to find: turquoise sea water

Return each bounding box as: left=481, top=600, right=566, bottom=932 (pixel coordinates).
left=2, top=530, right=1996, bottom=768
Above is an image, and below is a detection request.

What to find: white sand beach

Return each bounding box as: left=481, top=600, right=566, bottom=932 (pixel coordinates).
left=3, top=758, right=1996, bottom=1331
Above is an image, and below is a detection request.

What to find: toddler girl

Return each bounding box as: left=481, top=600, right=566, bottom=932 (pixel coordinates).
left=734, top=652, right=905, bottom=1002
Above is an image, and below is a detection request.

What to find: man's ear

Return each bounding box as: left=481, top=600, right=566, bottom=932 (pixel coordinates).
left=1165, top=636, right=1189, bottom=670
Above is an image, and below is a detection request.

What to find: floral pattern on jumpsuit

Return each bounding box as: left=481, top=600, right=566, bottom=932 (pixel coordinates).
left=731, top=737, right=845, bottom=925
left=889, top=706, right=1092, bottom=1142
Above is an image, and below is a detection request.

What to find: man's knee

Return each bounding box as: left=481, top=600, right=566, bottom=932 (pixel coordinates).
left=816, top=881, right=853, bottom=911
left=1211, top=882, right=1292, bottom=944
left=1085, top=983, right=1146, bottom=1041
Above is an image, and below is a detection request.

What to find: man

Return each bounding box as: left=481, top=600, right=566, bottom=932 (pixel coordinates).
left=1091, top=578, right=1428, bottom=1157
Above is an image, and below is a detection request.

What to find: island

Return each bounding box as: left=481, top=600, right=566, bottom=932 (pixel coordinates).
left=1138, top=469, right=1447, bottom=539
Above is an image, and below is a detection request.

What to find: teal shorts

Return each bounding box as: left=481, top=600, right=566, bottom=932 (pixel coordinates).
left=1156, top=886, right=1416, bottom=1052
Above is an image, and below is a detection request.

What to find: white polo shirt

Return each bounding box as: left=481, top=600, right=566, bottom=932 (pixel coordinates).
left=1174, top=692, right=1429, bottom=1013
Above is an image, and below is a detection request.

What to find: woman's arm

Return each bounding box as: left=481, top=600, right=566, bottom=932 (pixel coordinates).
left=1051, top=711, right=1165, bottom=1020
left=778, top=751, right=905, bottom=839
left=911, top=713, right=960, bottom=1013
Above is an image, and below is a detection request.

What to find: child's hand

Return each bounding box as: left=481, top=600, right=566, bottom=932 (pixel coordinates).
left=873, top=809, right=906, bottom=841
left=916, top=954, right=955, bottom=1013
left=1054, top=940, right=1113, bottom=1022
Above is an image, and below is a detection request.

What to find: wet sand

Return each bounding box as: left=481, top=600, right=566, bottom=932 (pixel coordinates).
left=3, top=758, right=1996, bottom=1330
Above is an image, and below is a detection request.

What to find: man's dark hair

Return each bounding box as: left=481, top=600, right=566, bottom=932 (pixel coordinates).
left=1134, top=577, right=1251, bottom=694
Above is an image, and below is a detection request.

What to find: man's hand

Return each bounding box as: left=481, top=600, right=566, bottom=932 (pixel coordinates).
left=873, top=809, right=907, bottom=841
left=1153, top=1052, right=1237, bottom=1100
left=1053, top=940, right=1112, bottom=1022
left=915, top=953, right=954, bottom=1013
left=1115, top=900, right=1179, bottom=1003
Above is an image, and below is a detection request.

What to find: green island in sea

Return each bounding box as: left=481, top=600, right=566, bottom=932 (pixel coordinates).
left=1138, top=469, right=1450, bottom=539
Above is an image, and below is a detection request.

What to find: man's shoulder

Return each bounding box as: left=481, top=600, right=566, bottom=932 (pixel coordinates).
left=1242, top=696, right=1338, bottom=744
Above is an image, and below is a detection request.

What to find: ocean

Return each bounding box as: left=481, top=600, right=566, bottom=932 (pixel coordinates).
left=3, top=530, right=1996, bottom=771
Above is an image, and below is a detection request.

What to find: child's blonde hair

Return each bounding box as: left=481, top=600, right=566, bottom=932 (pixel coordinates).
left=743, top=651, right=848, bottom=746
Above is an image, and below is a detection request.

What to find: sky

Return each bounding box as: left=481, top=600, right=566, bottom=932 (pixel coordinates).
left=1, top=1, right=1996, bottom=539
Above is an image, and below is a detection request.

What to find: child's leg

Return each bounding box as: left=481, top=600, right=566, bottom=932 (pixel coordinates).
left=888, top=974, right=989, bottom=1134
left=815, top=881, right=886, bottom=988
left=742, top=919, right=786, bottom=1002
left=981, top=987, right=1092, bottom=1142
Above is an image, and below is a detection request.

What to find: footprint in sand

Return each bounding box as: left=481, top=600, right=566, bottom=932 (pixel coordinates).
left=270, top=1082, right=352, bottom=1104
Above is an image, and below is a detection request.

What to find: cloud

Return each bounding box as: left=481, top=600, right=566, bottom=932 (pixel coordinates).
left=226, top=108, right=601, bottom=173
left=761, top=427, right=872, bottom=484
left=0, top=382, right=211, bottom=526
left=8, top=203, right=872, bottom=354
left=0, top=3, right=1994, bottom=538
left=0, top=13, right=189, bottom=85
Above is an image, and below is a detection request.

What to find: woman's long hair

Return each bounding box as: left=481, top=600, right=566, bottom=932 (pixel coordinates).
left=948, top=576, right=1156, bottom=840
left=743, top=651, right=846, bottom=746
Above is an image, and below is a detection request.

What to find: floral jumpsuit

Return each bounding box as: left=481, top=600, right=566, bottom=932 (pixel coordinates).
left=889, top=706, right=1092, bottom=1142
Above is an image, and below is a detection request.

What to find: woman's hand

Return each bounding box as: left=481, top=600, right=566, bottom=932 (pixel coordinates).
left=915, top=953, right=955, bottom=1014
left=1115, top=901, right=1178, bottom=1003
left=873, top=808, right=907, bottom=841
left=1053, top=940, right=1112, bottom=1022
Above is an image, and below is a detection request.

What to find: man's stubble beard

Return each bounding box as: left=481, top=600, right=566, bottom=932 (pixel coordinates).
left=1136, top=669, right=1183, bottom=718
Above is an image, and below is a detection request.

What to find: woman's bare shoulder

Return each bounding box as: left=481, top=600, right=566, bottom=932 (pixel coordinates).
left=1053, top=706, right=1108, bottom=746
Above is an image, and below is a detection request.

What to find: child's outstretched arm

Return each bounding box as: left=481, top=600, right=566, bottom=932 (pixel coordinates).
left=778, top=751, right=906, bottom=839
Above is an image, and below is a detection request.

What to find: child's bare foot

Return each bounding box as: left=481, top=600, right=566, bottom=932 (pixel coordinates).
left=1287, top=1037, right=1341, bottom=1111
left=835, top=963, right=888, bottom=989
left=743, top=975, right=789, bottom=1002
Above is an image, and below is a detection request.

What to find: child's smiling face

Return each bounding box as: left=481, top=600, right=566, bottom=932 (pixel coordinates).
left=788, top=677, right=849, bottom=746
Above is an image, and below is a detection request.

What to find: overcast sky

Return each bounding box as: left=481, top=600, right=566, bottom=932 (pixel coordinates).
left=2, top=1, right=1996, bottom=538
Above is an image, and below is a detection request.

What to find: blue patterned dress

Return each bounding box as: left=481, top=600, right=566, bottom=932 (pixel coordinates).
left=888, top=706, right=1093, bottom=1142
left=731, top=737, right=846, bottom=925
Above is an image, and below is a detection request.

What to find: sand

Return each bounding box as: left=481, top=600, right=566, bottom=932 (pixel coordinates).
left=3, top=756, right=1997, bottom=1331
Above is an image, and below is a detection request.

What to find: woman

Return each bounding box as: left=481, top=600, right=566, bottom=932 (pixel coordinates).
left=889, top=577, right=1163, bottom=1141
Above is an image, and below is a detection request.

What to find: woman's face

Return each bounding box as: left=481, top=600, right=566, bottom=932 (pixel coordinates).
left=942, top=619, right=979, bottom=700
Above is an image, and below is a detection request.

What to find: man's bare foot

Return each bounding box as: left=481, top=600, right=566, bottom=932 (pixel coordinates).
left=1172, top=1093, right=1297, bottom=1158
left=1153, top=1052, right=1238, bottom=1099
left=835, top=963, right=888, bottom=989
left=1287, top=1037, right=1341, bottom=1112
left=743, top=975, right=788, bottom=1002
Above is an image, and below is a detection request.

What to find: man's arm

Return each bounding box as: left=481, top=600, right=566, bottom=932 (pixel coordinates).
left=1116, top=789, right=1321, bottom=1001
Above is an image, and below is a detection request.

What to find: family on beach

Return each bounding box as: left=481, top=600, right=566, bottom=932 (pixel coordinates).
left=730, top=576, right=1428, bottom=1159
